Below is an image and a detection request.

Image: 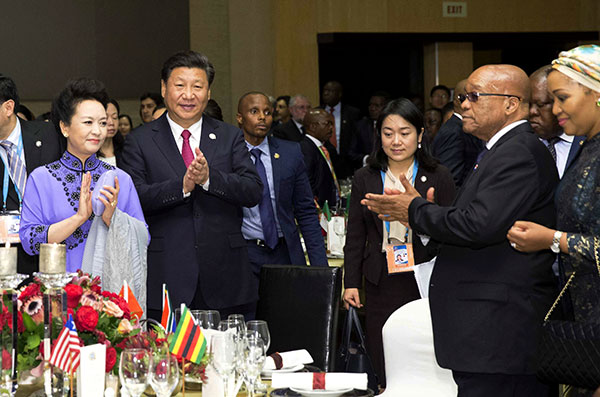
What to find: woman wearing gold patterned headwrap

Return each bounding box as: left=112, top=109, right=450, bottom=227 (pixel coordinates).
left=508, top=45, right=600, bottom=397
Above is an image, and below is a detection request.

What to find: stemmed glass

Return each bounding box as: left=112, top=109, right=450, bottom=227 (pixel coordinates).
left=246, top=320, right=270, bottom=391
left=149, top=350, right=180, bottom=397
left=119, top=348, right=151, bottom=397
left=226, top=314, right=247, bottom=333
left=241, top=335, right=266, bottom=397
left=209, top=333, right=238, bottom=397
left=196, top=310, right=221, bottom=330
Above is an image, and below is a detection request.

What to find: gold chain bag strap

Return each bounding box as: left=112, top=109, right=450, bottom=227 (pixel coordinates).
left=536, top=237, right=600, bottom=389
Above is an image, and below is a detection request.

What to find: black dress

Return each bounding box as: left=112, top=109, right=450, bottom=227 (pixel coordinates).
left=555, top=133, right=600, bottom=397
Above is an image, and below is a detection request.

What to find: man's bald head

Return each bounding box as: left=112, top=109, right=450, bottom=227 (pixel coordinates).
left=461, top=65, right=531, bottom=141
left=529, top=65, right=561, bottom=140
left=304, top=108, right=333, bottom=143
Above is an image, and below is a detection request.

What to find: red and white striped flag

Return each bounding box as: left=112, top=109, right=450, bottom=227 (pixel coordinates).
left=49, top=314, right=81, bottom=373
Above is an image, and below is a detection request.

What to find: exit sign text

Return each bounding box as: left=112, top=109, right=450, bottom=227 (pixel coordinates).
left=443, top=2, right=467, bottom=18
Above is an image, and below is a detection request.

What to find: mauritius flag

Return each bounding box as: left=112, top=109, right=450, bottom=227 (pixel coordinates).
left=169, top=305, right=206, bottom=364
left=161, top=284, right=176, bottom=333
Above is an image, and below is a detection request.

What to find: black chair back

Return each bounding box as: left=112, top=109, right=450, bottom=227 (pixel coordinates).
left=256, top=265, right=342, bottom=372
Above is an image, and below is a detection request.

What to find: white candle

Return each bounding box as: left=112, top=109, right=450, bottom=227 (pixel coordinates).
left=39, top=243, right=66, bottom=274
left=0, top=246, right=17, bottom=276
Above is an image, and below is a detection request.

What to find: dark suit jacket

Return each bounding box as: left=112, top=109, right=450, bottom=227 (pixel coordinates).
left=272, top=119, right=303, bottom=142
left=265, top=137, right=327, bottom=266
left=348, top=117, right=376, bottom=165
left=299, top=136, right=338, bottom=209
left=344, top=165, right=456, bottom=289
left=8, top=119, right=64, bottom=274
left=431, top=114, right=483, bottom=187
left=120, top=114, right=263, bottom=311
left=329, top=103, right=361, bottom=180
left=408, top=122, right=559, bottom=374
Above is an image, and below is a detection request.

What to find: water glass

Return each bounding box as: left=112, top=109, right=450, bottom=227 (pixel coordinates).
left=246, top=320, right=270, bottom=353
left=195, top=310, right=221, bottom=329
left=149, top=352, right=180, bottom=397
left=119, top=348, right=151, bottom=397
left=209, top=333, right=237, bottom=397
left=241, top=336, right=266, bottom=397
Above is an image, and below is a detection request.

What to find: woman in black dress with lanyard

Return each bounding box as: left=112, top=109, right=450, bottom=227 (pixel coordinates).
left=508, top=45, right=600, bottom=397
left=343, top=98, right=456, bottom=387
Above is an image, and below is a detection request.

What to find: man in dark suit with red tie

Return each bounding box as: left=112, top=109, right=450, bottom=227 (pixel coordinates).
left=362, top=65, right=559, bottom=396
left=121, top=51, right=263, bottom=320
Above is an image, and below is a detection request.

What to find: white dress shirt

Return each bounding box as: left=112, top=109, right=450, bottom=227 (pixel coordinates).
left=485, top=120, right=527, bottom=150
left=327, top=102, right=342, bottom=153
left=540, top=132, right=573, bottom=179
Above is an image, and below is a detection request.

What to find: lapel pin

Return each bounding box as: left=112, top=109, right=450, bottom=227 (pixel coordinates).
left=35, top=141, right=42, bottom=147
left=421, top=175, right=427, bottom=182
left=580, top=140, right=584, bottom=145
left=209, top=133, right=216, bottom=140
left=274, top=153, right=280, bottom=159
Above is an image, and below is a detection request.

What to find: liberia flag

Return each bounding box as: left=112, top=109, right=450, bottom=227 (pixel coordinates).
left=169, top=305, right=206, bottom=364
left=49, top=314, right=81, bottom=373
left=161, top=284, right=176, bottom=333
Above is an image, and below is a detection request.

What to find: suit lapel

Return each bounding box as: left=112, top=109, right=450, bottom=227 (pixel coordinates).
left=151, top=115, right=187, bottom=177
left=20, top=120, right=42, bottom=174
left=268, top=138, right=281, bottom=202
left=366, top=169, right=384, bottom=239
left=199, top=116, right=219, bottom=166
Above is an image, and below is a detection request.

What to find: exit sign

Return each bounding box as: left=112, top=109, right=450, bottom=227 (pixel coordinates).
left=443, top=1, right=467, bottom=17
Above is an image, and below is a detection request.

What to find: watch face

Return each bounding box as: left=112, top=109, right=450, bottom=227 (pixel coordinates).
left=551, top=245, right=560, bottom=254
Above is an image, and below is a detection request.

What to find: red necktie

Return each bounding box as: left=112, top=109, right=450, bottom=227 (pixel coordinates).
left=181, top=129, right=194, bottom=167
left=328, top=106, right=337, bottom=148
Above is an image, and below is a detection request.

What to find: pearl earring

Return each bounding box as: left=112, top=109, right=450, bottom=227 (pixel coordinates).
left=418, top=143, right=422, bottom=149
left=596, top=97, right=600, bottom=107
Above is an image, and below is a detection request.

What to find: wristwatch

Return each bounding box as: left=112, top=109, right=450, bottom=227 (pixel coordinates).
left=550, top=230, right=563, bottom=253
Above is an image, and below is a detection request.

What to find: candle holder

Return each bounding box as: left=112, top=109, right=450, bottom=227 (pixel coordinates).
left=33, top=244, right=76, bottom=397
left=0, top=246, right=27, bottom=396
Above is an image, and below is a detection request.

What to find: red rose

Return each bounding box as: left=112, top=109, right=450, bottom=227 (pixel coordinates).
left=2, top=349, right=11, bottom=370
left=74, top=305, right=98, bottom=331
left=64, top=284, right=83, bottom=309
left=19, top=283, right=41, bottom=302
left=90, top=285, right=101, bottom=295
left=105, top=347, right=117, bottom=372
left=16, top=312, right=23, bottom=333
left=115, top=298, right=130, bottom=320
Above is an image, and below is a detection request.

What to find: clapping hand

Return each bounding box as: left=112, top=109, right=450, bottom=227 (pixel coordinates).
left=183, top=148, right=210, bottom=194
left=98, top=176, right=120, bottom=227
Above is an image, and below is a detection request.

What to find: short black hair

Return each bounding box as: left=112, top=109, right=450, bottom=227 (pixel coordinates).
left=0, top=75, right=19, bottom=109
left=161, top=50, right=215, bottom=86
left=441, top=102, right=454, bottom=118
left=238, top=91, right=270, bottom=112
left=371, top=90, right=391, bottom=101
left=119, top=114, right=133, bottom=127
left=152, top=103, right=166, bottom=115
left=108, top=98, right=120, bottom=114
left=276, top=95, right=290, bottom=106
left=204, top=99, right=223, bottom=121
left=17, top=104, right=34, bottom=120
left=367, top=98, right=439, bottom=173
left=51, top=78, right=109, bottom=132
left=430, top=85, right=451, bottom=97
left=139, top=92, right=163, bottom=107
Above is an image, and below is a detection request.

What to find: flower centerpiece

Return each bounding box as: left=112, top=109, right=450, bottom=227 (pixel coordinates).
left=7, top=270, right=139, bottom=381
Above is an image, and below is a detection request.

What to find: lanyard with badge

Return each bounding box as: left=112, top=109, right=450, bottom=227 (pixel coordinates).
left=0, top=134, right=24, bottom=244
left=380, top=160, right=418, bottom=274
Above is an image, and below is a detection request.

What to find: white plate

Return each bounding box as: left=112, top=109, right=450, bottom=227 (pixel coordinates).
left=289, top=387, right=353, bottom=397
left=261, top=363, right=304, bottom=378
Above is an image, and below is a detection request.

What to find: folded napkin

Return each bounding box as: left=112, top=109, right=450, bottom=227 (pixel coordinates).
left=271, top=372, right=368, bottom=390
left=264, top=349, right=314, bottom=370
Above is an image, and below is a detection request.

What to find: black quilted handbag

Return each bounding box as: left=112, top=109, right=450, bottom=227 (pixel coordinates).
left=536, top=241, right=600, bottom=389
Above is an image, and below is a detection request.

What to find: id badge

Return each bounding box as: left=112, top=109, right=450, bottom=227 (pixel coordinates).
left=0, top=212, right=21, bottom=244
left=385, top=243, right=415, bottom=274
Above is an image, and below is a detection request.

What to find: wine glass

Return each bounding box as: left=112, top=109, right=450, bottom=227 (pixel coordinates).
left=246, top=320, right=270, bottom=353
left=149, top=351, right=180, bottom=397
left=209, top=333, right=237, bottom=397
left=241, top=335, right=266, bottom=397
left=227, top=314, right=247, bottom=333
left=246, top=320, right=270, bottom=391
left=196, top=310, right=221, bottom=330
left=119, top=348, right=151, bottom=397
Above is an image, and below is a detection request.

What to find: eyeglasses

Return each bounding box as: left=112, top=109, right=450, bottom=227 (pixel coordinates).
left=458, top=92, right=521, bottom=103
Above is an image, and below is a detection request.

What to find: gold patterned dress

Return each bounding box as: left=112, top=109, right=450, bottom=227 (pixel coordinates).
left=556, top=133, right=600, bottom=396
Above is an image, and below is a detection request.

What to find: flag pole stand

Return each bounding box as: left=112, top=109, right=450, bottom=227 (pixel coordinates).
left=182, top=358, right=186, bottom=396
